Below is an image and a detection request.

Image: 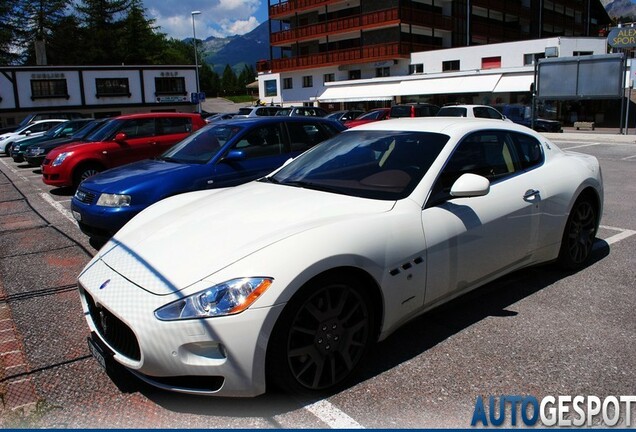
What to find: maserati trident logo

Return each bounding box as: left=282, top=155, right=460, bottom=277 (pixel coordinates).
left=99, top=279, right=111, bottom=290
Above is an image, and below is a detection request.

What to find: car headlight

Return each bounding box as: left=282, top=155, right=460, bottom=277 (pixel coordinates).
left=96, top=193, right=131, bottom=207
left=154, top=277, right=273, bottom=321
left=52, top=151, right=73, bottom=166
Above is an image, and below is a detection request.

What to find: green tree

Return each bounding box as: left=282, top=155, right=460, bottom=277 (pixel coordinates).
left=75, top=0, right=130, bottom=64
left=118, top=0, right=165, bottom=65
left=0, top=0, right=26, bottom=64
left=237, top=64, right=256, bottom=95
left=221, top=64, right=238, bottom=96
left=19, top=0, right=70, bottom=65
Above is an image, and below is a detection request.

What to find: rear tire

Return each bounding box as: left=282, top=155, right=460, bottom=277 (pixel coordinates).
left=557, top=196, right=597, bottom=270
left=267, top=274, right=374, bottom=396
left=73, top=163, right=102, bottom=188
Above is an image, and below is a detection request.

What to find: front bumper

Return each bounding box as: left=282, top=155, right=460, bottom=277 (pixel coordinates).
left=78, top=258, right=282, bottom=397
left=71, top=197, right=138, bottom=237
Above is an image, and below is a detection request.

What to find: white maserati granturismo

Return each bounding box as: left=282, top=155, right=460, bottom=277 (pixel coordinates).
left=78, top=118, right=603, bottom=397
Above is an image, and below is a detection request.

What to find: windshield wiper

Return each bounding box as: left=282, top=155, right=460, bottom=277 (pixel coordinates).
left=280, top=180, right=341, bottom=194
left=258, top=176, right=281, bottom=184
left=158, top=156, right=181, bottom=163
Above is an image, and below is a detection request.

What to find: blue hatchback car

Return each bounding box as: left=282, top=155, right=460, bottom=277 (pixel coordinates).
left=71, top=116, right=345, bottom=238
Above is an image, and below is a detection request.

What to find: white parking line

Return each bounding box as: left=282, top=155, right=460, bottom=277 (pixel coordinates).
left=600, top=225, right=636, bottom=245
left=621, top=154, right=636, bottom=161
left=39, top=192, right=76, bottom=224
left=564, top=143, right=602, bottom=150
left=304, top=399, right=364, bottom=429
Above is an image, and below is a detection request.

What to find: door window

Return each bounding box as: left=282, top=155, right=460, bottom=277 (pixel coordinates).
left=118, top=119, right=156, bottom=138
left=233, top=125, right=284, bottom=158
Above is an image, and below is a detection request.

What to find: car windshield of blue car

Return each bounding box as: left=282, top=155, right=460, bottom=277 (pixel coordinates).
left=268, top=130, right=449, bottom=200
left=159, top=124, right=242, bottom=164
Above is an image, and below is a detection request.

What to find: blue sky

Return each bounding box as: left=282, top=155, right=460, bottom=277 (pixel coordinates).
left=143, top=0, right=269, bottom=40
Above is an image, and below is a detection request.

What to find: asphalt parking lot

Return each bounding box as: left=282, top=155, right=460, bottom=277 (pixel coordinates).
left=0, top=131, right=634, bottom=428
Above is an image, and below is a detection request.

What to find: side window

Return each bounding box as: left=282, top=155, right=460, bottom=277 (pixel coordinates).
left=118, top=119, right=156, bottom=139
left=486, top=107, right=504, bottom=119
left=511, top=132, right=544, bottom=170
left=233, top=125, right=284, bottom=158
left=287, top=122, right=331, bottom=152
left=157, top=117, right=192, bottom=135
left=434, top=131, right=520, bottom=195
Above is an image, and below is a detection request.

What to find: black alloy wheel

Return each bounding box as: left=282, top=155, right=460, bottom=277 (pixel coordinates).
left=558, top=197, right=597, bottom=270
left=269, top=276, right=374, bottom=394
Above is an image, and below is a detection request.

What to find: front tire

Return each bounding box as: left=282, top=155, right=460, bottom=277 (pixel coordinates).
left=73, top=163, right=102, bottom=188
left=557, top=196, right=597, bottom=270
left=267, top=275, right=374, bottom=395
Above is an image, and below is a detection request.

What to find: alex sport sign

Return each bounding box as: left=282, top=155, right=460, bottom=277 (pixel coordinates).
left=608, top=27, right=636, bottom=49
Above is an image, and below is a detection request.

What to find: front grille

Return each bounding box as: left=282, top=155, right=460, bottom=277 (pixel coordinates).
left=75, top=188, right=96, bottom=204
left=83, top=288, right=141, bottom=361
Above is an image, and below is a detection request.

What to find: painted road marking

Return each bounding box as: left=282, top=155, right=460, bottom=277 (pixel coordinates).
left=304, top=399, right=364, bottom=429
left=600, top=225, right=636, bottom=245
left=39, top=192, right=76, bottom=224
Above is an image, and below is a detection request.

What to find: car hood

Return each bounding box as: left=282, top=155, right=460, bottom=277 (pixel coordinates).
left=37, top=137, right=81, bottom=150
left=81, top=159, right=193, bottom=193
left=98, top=182, right=395, bottom=294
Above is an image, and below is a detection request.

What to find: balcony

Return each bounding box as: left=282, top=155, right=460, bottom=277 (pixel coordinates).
left=271, top=7, right=453, bottom=46
left=257, top=41, right=434, bottom=73
left=270, top=0, right=339, bottom=19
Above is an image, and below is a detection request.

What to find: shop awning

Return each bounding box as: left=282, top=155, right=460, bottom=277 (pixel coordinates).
left=397, top=74, right=502, bottom=96
left=318, top=82, right=401, bottom=102
left=493, top=74, right=534, bottom=93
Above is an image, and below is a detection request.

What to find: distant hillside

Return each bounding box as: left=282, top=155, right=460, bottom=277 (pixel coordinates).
left=198, top=21, right=270, bottom=75
left=604, top=0, right=636, bottom=21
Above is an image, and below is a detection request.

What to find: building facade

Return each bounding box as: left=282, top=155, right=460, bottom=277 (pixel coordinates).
left=256, top=0, right=612, bottom=114
left=0, top=65, right=199, bottom=128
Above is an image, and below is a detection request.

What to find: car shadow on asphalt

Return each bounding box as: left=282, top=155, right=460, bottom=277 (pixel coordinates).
left=99, top=240, right=610, bottom=418
left=49, top=186, right=75, bottom=196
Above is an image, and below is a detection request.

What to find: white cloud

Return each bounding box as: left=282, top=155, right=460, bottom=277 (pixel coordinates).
left=145, top=0, right=264, bottom=39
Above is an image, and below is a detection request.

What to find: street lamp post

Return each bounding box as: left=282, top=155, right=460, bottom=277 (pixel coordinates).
left=191, top=10, right=202, bottom=114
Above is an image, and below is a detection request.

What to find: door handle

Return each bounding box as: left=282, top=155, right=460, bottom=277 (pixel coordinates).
left=523, top=189, right=540, bottom=201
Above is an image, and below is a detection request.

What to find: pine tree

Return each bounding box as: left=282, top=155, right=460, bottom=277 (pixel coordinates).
left=0, top=0, right=27, bottom=64
left=118, top=0, right=165, bottom=65
left=221, top=64, right=238, bottom=96
left=75, top=0, right=130, bottom=64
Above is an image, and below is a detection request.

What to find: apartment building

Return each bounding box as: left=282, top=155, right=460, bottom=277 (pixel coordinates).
left=256, top=0, right=612, bottom=110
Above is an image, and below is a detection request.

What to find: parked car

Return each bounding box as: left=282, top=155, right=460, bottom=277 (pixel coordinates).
left=0, top=119, right=68, bottom=156
left=78, top=117, right=602, bottom=397
left=233, top=106, right=283, bottom=118
left=71, top=116, right=346, bottom=239
left=343, top=108, right=390, bottom=128
left=41, top=113, right=206, bottom=188
left=0, top=112, right=84, bottom=135
left=390, top=103, right=439, bottom=118
left=24, top=119, right=108, bottom=167
left=11, top=119, right=94, bottom=163
left=493, top=104, right=563, bottom=132
left=275, top=106, right=328, bottom=117
left=437, top=104, right=510, bottom=121
left=204, top=113, right=235, bottom=123
left=326, top=110, right=365, bottom=123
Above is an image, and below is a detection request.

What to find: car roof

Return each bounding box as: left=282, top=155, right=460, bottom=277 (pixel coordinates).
left=112, top=112, right=202, bottom=120
left=347, top=117, right=537, bottom=136
left=216, top=116, right=342, bottom=127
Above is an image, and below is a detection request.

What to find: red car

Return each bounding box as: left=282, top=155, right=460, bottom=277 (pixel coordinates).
left=42, top=113, right=206, bottom=188
left=343, top=108, right=390, bottom=128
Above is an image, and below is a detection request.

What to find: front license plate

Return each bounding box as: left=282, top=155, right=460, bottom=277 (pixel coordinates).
left=72, top=210, right=82, bottom=221
left=87, top=336, right=107, bottom=370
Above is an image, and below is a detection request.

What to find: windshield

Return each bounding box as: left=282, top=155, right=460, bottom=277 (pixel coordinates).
left=43, top=121, right=69, bottom=137
left=269, top=130, right=449, bottom=200
left=70, top=120, right=103, bottom=140
left=358, top=110, right=385, bottom=120
left=159, top=124, right=242, bottom=164
left=84, top=118, right=124, bottom=142
left=438, top=107, right=467, bottom=117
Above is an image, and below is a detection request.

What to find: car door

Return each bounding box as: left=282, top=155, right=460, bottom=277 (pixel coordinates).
left=106, top=118, right=157, bottom=167
left=421, top=130, right=544, bottom=305
left=212, top=123, right=288, bottom=187
left=154, top=116, right=193, bottom=153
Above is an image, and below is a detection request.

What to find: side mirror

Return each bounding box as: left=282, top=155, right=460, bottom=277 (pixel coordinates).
left=24, top=131, right=32, bottom=136
left=450, top=173, right=490, bottom=198
left=114, top=132, right=128, bottom=143
left=223, top=149, right=246, bottom=162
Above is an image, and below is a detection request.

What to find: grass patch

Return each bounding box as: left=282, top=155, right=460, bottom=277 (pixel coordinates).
left=225, top=95, right=256, bottom=103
